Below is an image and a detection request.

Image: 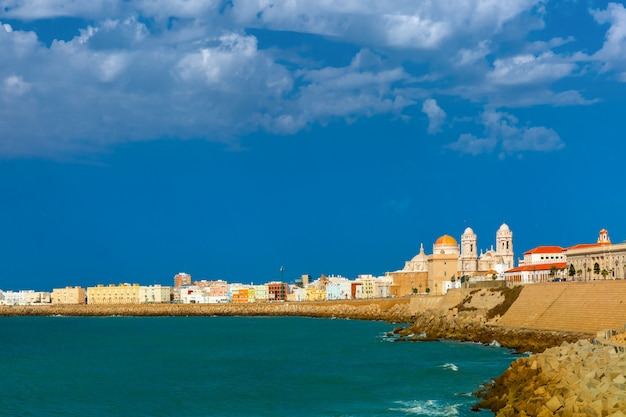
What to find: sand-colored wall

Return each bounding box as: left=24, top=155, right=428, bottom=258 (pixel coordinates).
left=408, top=288, right=471, bottom=313
left=497, top=281, right=626, bottom=333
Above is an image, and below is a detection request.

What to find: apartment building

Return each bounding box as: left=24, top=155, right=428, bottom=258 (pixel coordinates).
left=52, top=286, right=86, bottom=304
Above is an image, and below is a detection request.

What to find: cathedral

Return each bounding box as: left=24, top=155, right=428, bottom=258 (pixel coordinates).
left=388, top=223, right=514, bottom=296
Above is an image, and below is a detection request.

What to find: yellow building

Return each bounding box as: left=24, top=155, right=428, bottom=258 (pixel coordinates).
left=428, top=235, right=460, bottom=295
left=52, top=286, right=86, bottom=304
left=139, top=285, right=171, bottom=303
left=87, top=283, right=141, bottom=304
left=306, top=287, right=326, bottom=301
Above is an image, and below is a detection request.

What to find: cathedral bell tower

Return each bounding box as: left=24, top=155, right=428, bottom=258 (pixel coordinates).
left=459, top=227, right=478, bottom=276
left=495, top=223, right=514, bottom=269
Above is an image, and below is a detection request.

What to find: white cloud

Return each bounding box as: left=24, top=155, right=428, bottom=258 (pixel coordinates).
left=421, top=99, right=446, bottom=134
left=0, top=0, right=619, bottom=158
left=383, top=14, right=449, bottom=49
left=229, top=0, right=544, bottom=49
left=447, top=110, right=564, bottom=156
left=487, top=52, right=576, bottom=85
left=0, top=18, right=416, bottom=157
left=455, top=40, right=491, bottom=67
left=0, top=0, right=117, bottom=19
left=447, top=133, right=498, bottom=156
left=3, top=74, right=30, bottom=95
left=591, top=2, right=626, bottom=80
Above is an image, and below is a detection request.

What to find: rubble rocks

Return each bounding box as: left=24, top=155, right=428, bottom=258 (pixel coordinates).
left=474, top=339, right=626, bottom=416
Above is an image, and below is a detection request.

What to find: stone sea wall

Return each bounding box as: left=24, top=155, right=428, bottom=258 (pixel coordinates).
left=0, top=299, right=414, bottom=322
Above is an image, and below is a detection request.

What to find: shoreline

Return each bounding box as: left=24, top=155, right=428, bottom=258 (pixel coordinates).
left=4, top=290, right=624, bottom=416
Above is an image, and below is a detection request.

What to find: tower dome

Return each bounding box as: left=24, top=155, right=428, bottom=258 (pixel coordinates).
left=433, top=234, right=460, bottom=255
left=435, top=235, right=458, bottom=246
left=498, top=223, right=510, bottom=232
left=464, top=227, right=474, bottom=235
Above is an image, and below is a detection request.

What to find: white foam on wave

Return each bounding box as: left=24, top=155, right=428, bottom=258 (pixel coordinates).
left=439, top=363, right=459, bottom=372
left=489, top=340, right=501, bottom=348
left=377, top=332, right=400, bottom=342
left=389, top=399, right=460, bottom=416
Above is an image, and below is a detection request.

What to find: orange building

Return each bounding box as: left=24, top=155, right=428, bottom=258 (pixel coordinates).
left=174, top=272, right=192, bottom=288
left=268, top=282, right=287, bottom=301
left=232, top=288, right=249, bottom=303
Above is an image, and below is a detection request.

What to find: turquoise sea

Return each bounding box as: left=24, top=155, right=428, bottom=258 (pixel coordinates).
left=0, top=316, right=516, bottom=416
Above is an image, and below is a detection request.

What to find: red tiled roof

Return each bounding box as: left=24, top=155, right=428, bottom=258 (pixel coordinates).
left=565, top=243, right=602, bottom=251
left=505, top=262, right=567, bottom=273
left=524, top=246, right=564, bottom=255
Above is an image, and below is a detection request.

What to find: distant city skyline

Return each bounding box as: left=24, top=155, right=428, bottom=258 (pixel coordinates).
left=1, top=1, right=625, bottom=290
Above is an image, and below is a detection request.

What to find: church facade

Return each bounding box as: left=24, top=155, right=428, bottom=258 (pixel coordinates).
left=388, top=223, right=514, bottom=296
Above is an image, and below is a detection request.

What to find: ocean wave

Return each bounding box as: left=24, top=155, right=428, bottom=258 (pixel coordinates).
left=389, top=399, right=460, bottom=416
left=439, top=363, right=459, bottom=372
left=489, top=340, right=501, bottom=348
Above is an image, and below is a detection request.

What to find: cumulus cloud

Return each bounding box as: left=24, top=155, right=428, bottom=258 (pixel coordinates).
left=590, top=2, right=626, bottom=80
left=229, top=0, right=544, bottom=50
left=0, top=0, right=619, bottom=158
left=447, top=110, right=564, bottom=156
left=487, top=52, right=576, bottom=85
left=421, top=99, right=446, bottom=134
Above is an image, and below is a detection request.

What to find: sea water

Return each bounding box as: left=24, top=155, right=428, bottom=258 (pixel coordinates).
left=0, top=316, right=516, bottom=416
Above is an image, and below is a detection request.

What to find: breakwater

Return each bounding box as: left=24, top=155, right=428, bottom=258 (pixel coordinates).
left=0, top=298, right=414, bottom=322
left=475, top=339, right=626, bottom=416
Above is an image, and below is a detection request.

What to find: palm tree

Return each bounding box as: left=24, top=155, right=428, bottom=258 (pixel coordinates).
left=549, top=266, right=557, bottom=281
left=594, top=263, right=601, bottom=279
left=601, top=269, right=609, bottom=279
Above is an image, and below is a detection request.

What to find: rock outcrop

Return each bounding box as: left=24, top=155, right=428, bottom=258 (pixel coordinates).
left=405, top=308, right=588, bottom=354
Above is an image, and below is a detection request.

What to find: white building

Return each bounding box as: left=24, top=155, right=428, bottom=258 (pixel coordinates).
left=0, top=290, right=51, bottom=305
left=326, top=276, right=352, bottom=300
left=179, top=286, right=211, bottom=304
left=291, top=287, right=307, bottom=302
left=518, top=246, right=565, bottom=266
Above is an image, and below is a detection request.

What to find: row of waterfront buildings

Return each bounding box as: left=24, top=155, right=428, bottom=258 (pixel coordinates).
left=0, top=273, right=394, bottom=306
left=2, top=225, right=624, bottom=306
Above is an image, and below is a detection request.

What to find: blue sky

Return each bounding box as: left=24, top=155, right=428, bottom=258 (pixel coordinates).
left=1, top=0, right=625, bottom=290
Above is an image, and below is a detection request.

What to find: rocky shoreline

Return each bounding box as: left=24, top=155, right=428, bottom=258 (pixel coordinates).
left=3, top=290, right=624, bottom=416
left=403, top=308, right=590, bottom=354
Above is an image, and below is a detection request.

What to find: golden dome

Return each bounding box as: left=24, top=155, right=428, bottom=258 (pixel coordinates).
left=435, top=235, right=458, bottom=246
